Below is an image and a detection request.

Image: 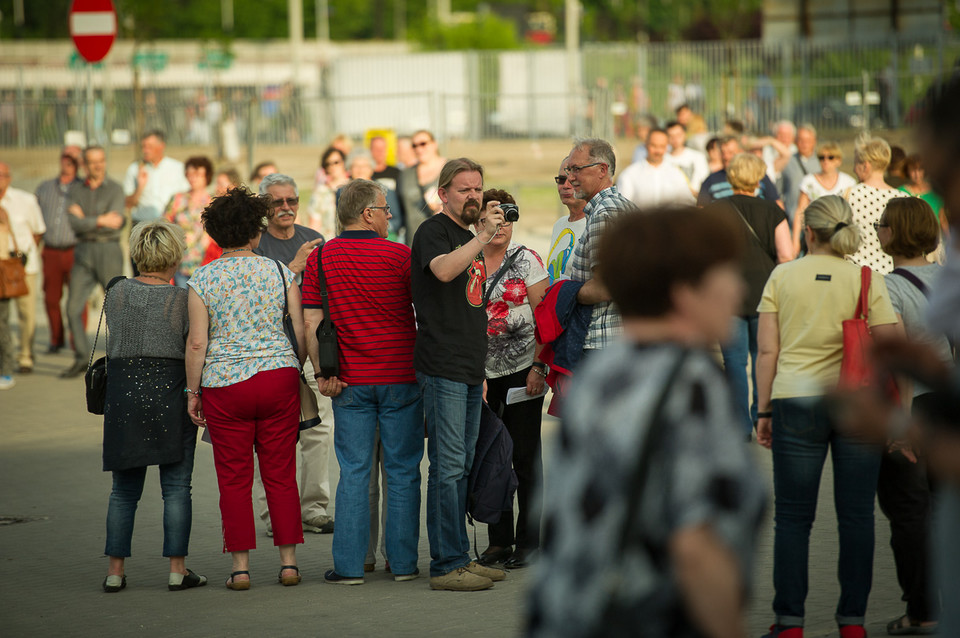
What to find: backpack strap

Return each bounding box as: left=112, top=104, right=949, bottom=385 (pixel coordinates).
left=891, top=267, right=930, bottom=298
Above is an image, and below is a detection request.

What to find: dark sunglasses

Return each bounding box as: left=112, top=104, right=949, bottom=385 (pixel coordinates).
left=270, top=197, right=299, bottom=208
left=818, top=155, right=838, bottom=161
left=554, top=175, right=568, bottom=185
left=412, top=140, right=431, bottom=148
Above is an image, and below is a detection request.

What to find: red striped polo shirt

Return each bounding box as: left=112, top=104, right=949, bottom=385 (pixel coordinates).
left=301, top=230, right=416, bottom=385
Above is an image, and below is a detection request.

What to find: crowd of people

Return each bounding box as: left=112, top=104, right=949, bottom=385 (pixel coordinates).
left=3, top=74, right=960, bottom=638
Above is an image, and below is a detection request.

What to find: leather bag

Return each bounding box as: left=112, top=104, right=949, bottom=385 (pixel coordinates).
left=0, top=228, right=28, bottom=299
left=838, top=266, right=899, bottom=401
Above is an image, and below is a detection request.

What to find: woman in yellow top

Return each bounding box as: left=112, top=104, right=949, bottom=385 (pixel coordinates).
left=755, top=195, right=898, bottom=638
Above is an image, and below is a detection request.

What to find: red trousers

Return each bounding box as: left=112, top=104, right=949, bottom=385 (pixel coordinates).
left=42, top=246, right=84, bottom=347
left=203, top=367, right=304, bottom=552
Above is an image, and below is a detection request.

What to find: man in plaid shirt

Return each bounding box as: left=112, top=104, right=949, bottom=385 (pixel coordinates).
left=565, top=138, right=634, bottom=351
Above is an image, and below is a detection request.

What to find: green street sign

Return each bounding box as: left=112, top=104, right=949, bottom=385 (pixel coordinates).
left=198, top=50, right=233, bottom=71
left=68, top=51, right=104, bottom=70
left=132, top=50, right=168, bottom=72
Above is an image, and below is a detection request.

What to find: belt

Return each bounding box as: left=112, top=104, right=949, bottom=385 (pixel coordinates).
left=79, top=236, right=120, bottom=244
left=44, top=245, right=75, bottom=250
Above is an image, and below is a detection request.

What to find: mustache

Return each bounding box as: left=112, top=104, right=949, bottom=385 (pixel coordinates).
left=464, top=199, right=481, bottom=210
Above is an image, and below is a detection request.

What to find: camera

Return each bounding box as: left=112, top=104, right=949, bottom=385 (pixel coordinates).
left=500, top=203, right=519, bottom=223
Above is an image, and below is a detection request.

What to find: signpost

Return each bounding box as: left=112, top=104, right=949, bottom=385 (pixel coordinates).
left=69, top=0, right=117, bottom=143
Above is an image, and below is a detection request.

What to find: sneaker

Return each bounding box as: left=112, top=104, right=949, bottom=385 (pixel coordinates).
left=324, top=569, right=363, bottom=585
left=465, top=560, right=506, bottom=582
left=303, top=516, right=335, bottom=534
left=0, top=376, right=14, bottom=390
left=429, top=567, right=494, bottom=591
left=168, top=569, right=208, bottom=591
left=393, top=568, right=420, bottom=582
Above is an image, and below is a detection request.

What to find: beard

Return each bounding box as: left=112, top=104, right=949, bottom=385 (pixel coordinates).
left=460, top=199, right=482, bottom=225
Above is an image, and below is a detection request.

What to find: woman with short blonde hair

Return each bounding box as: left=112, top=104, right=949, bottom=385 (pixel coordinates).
left=791, top=141, right=857, bottom=256
left=845, top=134, right=903, bottom=273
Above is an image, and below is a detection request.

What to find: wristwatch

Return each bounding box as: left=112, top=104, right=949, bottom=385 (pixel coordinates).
left=531, top=362, right=549, bottom=377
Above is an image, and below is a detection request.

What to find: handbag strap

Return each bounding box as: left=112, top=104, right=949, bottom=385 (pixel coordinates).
left=482, top=247, right=523, bottom=306
left=723, top=200, right=776, bottom=267
left=794, top=153, right=809, bottom=176
left=315, top=243, right=334, bottom=327
left=87, top=276, right=126, bottom=369
left=854, top=266, right=871, bottom=321
left=274, top=259, right=290, bottom=318
left=891, top=267, right=930, bottom=298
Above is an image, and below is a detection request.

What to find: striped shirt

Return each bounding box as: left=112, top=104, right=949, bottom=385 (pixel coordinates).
left=567, top=185, right=633, bottom=350
left=35, top=177, right=81, bottom=248
left=301, top=230, right=416, bottom=386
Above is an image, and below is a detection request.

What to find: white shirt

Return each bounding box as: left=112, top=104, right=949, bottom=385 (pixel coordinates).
left=763, top=143, right=797, bottom=183
left=124, top=156, right=189, bottom=222
left=616, top=160, right=696, bottom=210
left=666, top=146, right=709, bottom=191
left=799, top=172, right=857, bottom=202
left=2, top=187, right=45, bottom=274
left=546, top=214, right=588, bottom=283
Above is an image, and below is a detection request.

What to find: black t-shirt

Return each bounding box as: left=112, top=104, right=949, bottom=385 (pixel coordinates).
left=410, top=213, right=488, bottom=385
left=716, top=195, right=785, bottom=317
left=373, top=165, right=401, bottom=191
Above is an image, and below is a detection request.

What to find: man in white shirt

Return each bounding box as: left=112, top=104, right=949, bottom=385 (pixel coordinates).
left=0, top=162, right=45, bottom=373
left=545, top=156, right=588, bottom=283
left=617, top=129, right=696, bottom=209
left=123, top=130, right=188, bottom=224
left=665, top=120, right=709, bottom=195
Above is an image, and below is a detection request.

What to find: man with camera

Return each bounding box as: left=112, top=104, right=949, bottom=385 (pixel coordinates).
left=411, top=158, right=508, bottom=591
left=302, top=179, right=423, bottom=585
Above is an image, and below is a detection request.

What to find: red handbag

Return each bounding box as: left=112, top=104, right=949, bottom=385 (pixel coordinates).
left=838, top=266, right=899, bottom=401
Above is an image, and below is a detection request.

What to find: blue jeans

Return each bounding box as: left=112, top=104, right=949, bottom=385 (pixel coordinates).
left=104, top=434, right=197, bottom=558
left=720, top=315, right=759, bottom=436
left=331, top=383, right=424, bottom=577
left=417, top=372, right=482, bottom=577
left=771, top=397, right=882, bottom=627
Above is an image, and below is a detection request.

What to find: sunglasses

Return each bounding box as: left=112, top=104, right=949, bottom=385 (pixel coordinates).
left=270, top=197, right=299, bottom=208
left=554, top=176, right=568, bottom=185
left=412, top=140, right=432, bottom=149
left=818, top=155, right=838, bottom=161
left=563, top=162, right=605, bottom=175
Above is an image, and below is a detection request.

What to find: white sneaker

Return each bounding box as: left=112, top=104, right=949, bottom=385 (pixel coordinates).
left=0, top=376, right=14, bottom=390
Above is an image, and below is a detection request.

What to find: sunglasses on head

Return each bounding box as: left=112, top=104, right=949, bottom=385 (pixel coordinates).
left=554, top=175, right=568, bottom=185
left=818, top=154, right=838, bottom=161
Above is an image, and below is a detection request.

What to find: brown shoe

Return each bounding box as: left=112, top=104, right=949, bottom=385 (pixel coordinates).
left=429, top=567, right=494, bottom=591
left=465, top=561, right=505, bottom=582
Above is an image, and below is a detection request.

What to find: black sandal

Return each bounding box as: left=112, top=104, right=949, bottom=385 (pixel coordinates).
left=278, top=565, right=301, bottom=586
left=225, top=570, right=250, bottom=590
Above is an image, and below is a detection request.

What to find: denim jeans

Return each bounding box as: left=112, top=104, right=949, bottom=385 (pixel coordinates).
left=771, top=396, right=882, bottom=627
left=720, top=315, right=759, bottom=436
left=104, top=431, right=197, bottom=558
left=331, top=383, right=424, bottom=577
left=417, top=372, right=482, bottom=577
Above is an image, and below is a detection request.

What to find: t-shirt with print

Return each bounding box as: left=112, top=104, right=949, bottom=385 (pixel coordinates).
left=255, top=223, right=324, bottom=284
left=846, top=184, right=906, bottom=274
left=411, top=213, right=487, bottom=386
left=528, top=344, right=766, bottom=638
left=545, top=215, right=587, bottom=283
left=484, top=243, right=548, bottom=379
left=758, top=255, right=898, bottom=399
left=187, top=256, right=299, bottom=387
left=301, top=230, right=416, bottom=386
left=885, top=265, right=953, bottom=397
left=799, top=172, right=856, bottom=203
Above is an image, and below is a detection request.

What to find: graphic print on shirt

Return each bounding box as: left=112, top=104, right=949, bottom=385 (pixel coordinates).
left=466, top=252, right=486, bottom=307
left=547, top=228, right=577, bottom=283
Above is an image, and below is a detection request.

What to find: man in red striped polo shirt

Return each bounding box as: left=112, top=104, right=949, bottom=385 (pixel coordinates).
left=302, top=179, right=424, bottom=585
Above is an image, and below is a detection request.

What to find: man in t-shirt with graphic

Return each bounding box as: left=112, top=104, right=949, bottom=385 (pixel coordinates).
left=253, top=173, right=335, bottom=537
left=545, top=156, right=587, bottom=283
left=410, top=157, right=508, bottom=591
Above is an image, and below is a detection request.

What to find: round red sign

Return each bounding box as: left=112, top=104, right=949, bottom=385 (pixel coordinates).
left=69, top=0, right=117, bottom=64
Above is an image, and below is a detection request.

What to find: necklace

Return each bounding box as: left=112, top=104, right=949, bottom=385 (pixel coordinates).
left=221, top=248, right=251, bottom=256
left=139, top=274, right=170, bottom=284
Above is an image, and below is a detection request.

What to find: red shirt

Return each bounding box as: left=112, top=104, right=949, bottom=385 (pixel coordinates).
left=301, top=230, right=416, bottom=385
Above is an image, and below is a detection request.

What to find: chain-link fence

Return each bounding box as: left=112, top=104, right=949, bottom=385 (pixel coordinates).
left=1, top=34, right=957, bottom=153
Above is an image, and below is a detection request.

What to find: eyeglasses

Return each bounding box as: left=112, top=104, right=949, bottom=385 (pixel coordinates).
left=270, top=197, right=299, bottom=208
left=323, top=159, right=343, bottom=168
left=563, top=162, right=605, bottom=175
left=412, top=140, right=431, bottom=149
left=367, top=205, right=391, bottom=214
left=873, top=222, right=889, bottom=232
left=818, top=155, right=838, bottom=161
left=554, top=175, right=568, bottom=185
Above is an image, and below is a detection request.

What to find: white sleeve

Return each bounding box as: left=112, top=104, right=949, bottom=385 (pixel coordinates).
left=123, top=162, right=138, bottom=196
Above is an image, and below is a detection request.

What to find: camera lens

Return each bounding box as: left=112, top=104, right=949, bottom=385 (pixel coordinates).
left=501, top=203, right=519, bottom=223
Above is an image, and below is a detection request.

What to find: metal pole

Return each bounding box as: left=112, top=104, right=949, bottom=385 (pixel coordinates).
left=316, top=0, right=330, bottom=42
left=221, top=0, right=234, bottom=31
left=862, top=70, right=869, bottom=133
left=565, top=0, right=581, bottom=137
left=86, top=63, right=94, bottom=146
left=289, top=0, right=303, bottom=85
left=394, top=0, right=406, bottom=41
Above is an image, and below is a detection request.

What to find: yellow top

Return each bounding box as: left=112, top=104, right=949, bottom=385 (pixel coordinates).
left=758, top=255, right=897, bottom=399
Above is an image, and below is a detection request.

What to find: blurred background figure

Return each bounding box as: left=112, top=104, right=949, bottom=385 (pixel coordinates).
left=791, top=141, right=857, bottom=256
left=249, top=161, right=278, bottom=192
left=214, top=167, right=241, bottom=197
left=164, top=156, right=214, bottom=287
left=345, top=150, right=402, bottom=242
left=308, top=146, right=350, bottom=237
left=846, top=135, right=903, bottom=275
left=398, top=129, right=445, bottom=244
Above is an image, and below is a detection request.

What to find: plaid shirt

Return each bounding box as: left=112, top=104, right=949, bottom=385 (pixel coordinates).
left=568, top=185, right=633, bottom=350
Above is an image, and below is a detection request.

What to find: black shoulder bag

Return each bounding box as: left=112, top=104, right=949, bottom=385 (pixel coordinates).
left=85, top=276, right=125, bottom=415
left=275, top=260, right=300, bottom=360
left=314, top=244, right=340, bottom=379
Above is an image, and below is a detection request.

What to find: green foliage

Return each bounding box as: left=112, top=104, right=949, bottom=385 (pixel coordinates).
left=414, top=13, right=521, bottom=51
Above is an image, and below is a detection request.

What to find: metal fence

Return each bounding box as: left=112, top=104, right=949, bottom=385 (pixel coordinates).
left=0, top=34, right=957, bottom=152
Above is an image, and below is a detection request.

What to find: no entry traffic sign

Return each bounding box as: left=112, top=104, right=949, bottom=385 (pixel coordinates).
left=69, top=0, right=117, bottom=64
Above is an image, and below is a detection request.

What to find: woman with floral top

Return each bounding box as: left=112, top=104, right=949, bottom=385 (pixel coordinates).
left=185, top=188, right=306, bottom=590
left=165, top=156, right=213, bottom=286
left=473, top=188, right=550, bottom=570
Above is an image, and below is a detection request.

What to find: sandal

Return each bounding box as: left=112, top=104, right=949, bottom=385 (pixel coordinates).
left=225, top=570, right=250, bottom=590
left=102, top=574, right=126, bottom=593
left=887, top=615, right=938, bottom=635
left=278, top=565, right=301, bottom=586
